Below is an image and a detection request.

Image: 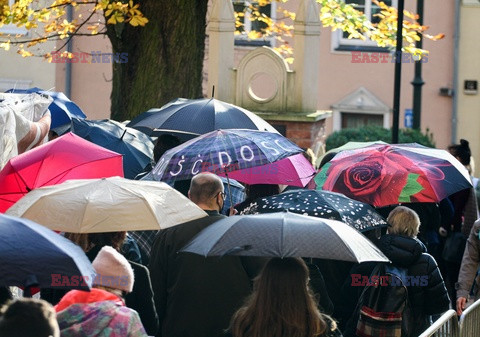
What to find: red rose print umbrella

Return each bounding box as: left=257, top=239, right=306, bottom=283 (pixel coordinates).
left=314, top=143, right=473, bottom=208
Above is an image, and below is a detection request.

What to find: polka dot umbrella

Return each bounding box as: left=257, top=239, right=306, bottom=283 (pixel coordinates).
left=240, top=189, right=388, bottom=232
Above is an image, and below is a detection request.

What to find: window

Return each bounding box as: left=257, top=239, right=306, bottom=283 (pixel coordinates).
left=332, top=0, right=396, bottom=52
left=0, top=0, right=28, bottom=35
left=233, top=1, right=274, bottom=47
left=341, top=112, right=383, bottom=129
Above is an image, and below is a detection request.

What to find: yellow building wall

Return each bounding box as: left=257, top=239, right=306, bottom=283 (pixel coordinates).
left=457, top=3, right=480, bottom=176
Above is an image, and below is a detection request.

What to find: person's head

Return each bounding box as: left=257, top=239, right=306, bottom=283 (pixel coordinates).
left=0, top=298, right=60, bottom=337
left=230, top=257, right=330, bottom=337
left=188, top=173, right=225, bottom=211
left=245, top=184, right=279, bottom=201
left=448, top=139, right=471, bottom=167
left=153, top=134, right=181, bottom=162
left=387, top=206, right=420, bottom=238
left=64, top=232, right=127, bottom=253
left=92, top=246, right=134, bottom=297
left=318, top=151, right=337, bottom=170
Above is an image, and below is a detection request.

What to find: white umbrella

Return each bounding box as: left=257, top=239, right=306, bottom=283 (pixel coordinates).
left=6, top=177, right=207, bottom=233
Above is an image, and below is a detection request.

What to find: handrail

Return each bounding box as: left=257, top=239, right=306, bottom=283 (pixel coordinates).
left=418, top=309, right=459, bottom=337
left=459, top=298, right=480, bottom=337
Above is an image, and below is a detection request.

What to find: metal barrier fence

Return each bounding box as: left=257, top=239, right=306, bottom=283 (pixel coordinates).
left=459, top=298, right=480, bottom=337
left=418, top=310, right=459, bottom=337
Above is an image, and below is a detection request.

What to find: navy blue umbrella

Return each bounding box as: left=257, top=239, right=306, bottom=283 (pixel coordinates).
left=126, top=98, right=279, bottom=137
left=70, top=118, right=154, bottom=179
left=6, top=87, right=86, bottom=129
left=151, top=129, right=302, bottom=184
left=0, top=214, right=94, bottom=292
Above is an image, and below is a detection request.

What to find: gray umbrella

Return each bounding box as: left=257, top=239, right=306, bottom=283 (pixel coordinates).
left=181, top=212, right=389, bottom=263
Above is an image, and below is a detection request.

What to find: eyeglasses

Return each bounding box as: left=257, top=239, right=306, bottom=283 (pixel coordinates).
left=216, top=191, right=226, bottom=200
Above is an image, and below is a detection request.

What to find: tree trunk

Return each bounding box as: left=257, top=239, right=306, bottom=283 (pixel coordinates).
left=106, top=0, right=208, bottom=121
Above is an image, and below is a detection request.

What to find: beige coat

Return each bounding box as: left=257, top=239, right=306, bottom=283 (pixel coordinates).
left=457, top=219, right=480, bottom=300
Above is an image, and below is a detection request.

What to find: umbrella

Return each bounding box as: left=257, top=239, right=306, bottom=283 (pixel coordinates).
left=126, top=98, right=279, bottom=137
left=181, top=212, right=389, bottom=262
left=241, top=189, right=388, bottom=232
left=315, top=143, right=473, bottom=207
left=6, top=177, right=207, bottom=233
left=6, top=87, right=86, bottom=129
left=217, top=153, right=316, bottom=187
left=70, top=118, right=154, bottom=179
left=0, top=214, right=94, bottom=292
left=0, top=132, right=123, bottom=213
left=151, top=129, right=303, bottom=184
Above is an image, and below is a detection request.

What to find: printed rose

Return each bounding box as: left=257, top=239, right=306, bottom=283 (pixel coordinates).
left=325, top=150, right=416, bottom=207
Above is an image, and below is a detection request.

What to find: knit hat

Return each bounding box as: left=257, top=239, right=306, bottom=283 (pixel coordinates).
left=92, top=246, right=134, bottom=293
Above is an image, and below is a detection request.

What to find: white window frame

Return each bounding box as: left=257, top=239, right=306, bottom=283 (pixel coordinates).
left=0, top=0, right=28, bottom=35
left=332, top=0, right=397, bottom=50
left=233, top=0, right=276, bottom=47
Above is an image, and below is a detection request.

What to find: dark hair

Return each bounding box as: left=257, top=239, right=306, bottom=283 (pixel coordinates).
left=64, top=232, right=127, bottom=252
left=245, top=184, right=279, bottom=201
left=88, top=232, right=127, bottom=252
left=230, top=258, right=333, bottom=337
left=448, top=139, right=471, bottom=166
left=188, top=173, right=223, bottom=204
left=154, top=134, right=181, bottom=162
left=318, top=152, right=337, bottom=169
left=0, top=298, right=59, bottom=337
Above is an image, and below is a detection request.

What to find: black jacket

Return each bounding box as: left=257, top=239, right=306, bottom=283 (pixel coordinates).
left=341, top=234, right=450, bottom=337
left=149, top=210, right=266, bottom=337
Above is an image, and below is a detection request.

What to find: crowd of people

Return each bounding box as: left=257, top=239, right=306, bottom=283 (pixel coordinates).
left=1, top=136, right=480, bottom=337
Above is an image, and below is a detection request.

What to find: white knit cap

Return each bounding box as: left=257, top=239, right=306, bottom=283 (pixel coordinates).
left=92, top=246, right=134, bottom=293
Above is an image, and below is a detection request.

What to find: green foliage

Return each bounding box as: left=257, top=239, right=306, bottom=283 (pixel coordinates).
left=325, top=125, right=435, bottom=151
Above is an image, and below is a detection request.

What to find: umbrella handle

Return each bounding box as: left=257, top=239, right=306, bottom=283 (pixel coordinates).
left=224, top=171, right=235, bottom=214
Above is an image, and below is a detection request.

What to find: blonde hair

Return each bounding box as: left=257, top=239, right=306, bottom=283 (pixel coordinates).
left=387, top=206, right=420, bottom=238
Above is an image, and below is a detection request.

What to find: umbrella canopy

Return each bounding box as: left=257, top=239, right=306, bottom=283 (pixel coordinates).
left=316, top=141, right=388, bottom=168
left=315, top=143, right=473, bottom=207
left=0, top=132, right=123, bottom=213
left=181, top=212, right=389, bottom=262
left=6, top=87, right=86, bottom=129
left=70, top=118, right=154, bottom=179
left=6, top=177, right=207, bottom=233
left=0, top=214, right=94, bottom=291
left=151, top=129, right=303, bottom=184
left=218, top=153, right=316, bottom=187
left=126, top=98, right=279, bottom=137
left=242, top=189, right=388, bottom=232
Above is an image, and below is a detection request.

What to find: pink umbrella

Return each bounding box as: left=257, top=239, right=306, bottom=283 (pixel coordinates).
left=0, top=132, right=123, bottom=213
left=218, top=153, right=315, bottom=187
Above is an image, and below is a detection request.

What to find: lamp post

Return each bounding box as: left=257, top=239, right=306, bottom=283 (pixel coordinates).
left=411, top=0, right=424, bottom=130
left=392, top=0, right=405, bottom=144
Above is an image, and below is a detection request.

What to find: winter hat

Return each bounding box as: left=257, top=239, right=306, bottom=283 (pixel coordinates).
left=92, top=246, right=134, bottom=293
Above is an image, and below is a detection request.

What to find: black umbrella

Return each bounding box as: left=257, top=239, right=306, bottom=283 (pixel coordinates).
left=181, top=212, right=389, bottom=262
left=241, top=189, right=388, bottom=232
left=126, top=97, right=279, bottom=137
left=70, top=118, right=154, bottom=179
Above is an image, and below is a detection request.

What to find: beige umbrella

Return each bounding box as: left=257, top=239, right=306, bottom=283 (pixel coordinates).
left=6, top=176, right=207, bottom=233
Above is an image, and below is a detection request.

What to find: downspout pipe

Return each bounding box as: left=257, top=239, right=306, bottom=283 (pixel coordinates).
left=452, top=0, right=460, bottom=143
left=65, top=4, right=73, bottom=98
